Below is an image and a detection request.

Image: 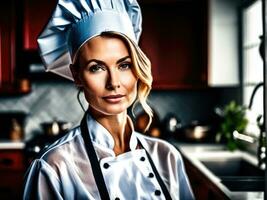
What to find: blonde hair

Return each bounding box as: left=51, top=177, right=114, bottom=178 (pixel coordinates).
left=74, top=32, right=153, bottom=131
left=118, top=33, right=153, bottom=131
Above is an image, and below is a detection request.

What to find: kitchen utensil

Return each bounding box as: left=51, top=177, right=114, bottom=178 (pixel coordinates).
left=183, top=124, right=210, bottom=141
left=162, top=113, right=182, bottom=134
left=41, top=120, right=72, bottom=136
left=0, top=112, right=26, bottom=140
left=176, top=121, right=212, bottom=142
left=9, top=118, right=23, bottom=141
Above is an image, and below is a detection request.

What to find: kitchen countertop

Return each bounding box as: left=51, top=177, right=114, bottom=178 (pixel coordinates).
left=170, top=141, right=264, bottom=200
left=0, top=140, right=25, bottom=149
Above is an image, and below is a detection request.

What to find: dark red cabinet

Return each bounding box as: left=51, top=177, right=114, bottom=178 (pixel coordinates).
left=21, top=0, right=208, bottom=89
left=0, top=0, right=32, bottom=94
left=0, top=149, right=25, bottom=199
left=0, top=0, right=208, bottom=92
left=139, top=0, right=208, bottom=89
left=0, top=0, right=16, bottom=91
left=0, top=0, right=57, bottom=94
left=23, top=0, right=57, bottom=50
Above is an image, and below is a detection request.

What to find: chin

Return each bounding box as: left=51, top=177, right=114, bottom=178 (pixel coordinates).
left=91, top=104, right=129, bottom=116
left=103, top=105, right=129, bottom=115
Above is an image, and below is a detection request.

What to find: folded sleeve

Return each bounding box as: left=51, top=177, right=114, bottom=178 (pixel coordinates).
left=23, top=159, right=63, bottom=200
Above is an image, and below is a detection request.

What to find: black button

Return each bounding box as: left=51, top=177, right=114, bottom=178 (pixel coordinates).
left=103, top=163, right=110, bottom=169
left=140, top=156, right=145, bottom=161
left=148, top=172, right=154, bottom=178
left=115, top=198, right=120, bottom=200
left=154, top=190, right=161, bottom=196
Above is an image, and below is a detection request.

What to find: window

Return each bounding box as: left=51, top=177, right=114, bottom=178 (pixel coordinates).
left=242, top=0, right=263, bottom=136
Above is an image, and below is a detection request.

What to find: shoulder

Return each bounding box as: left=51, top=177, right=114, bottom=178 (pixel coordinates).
left=24, top=126, right=84, bottom=186
left=37, top=126, right=83, bottom=164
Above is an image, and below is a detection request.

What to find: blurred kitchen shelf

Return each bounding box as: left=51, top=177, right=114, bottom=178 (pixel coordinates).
left=0, top=82, right=31, bottom=96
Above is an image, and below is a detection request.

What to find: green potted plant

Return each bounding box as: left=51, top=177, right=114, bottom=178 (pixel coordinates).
left=216, top=101, right=248, bottom=151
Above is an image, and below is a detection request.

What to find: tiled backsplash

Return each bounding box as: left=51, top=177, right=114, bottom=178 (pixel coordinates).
left=0, top=81, right=240, bottom=140
left=0, top=82, right=87, bottom=139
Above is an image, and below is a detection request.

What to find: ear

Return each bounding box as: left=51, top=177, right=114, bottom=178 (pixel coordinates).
left=70, top=64, right=83, bottom=87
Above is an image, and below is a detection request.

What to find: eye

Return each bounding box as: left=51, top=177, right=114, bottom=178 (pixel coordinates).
left=119, top=62, right=132, bottom=71
left=88, top=64, right=105, bottom=73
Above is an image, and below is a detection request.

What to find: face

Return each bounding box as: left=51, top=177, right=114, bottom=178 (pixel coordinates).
left=72, top=35, right=138, bottom=116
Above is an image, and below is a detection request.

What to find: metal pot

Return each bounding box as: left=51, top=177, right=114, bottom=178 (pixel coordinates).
left=41, top=120, right=72, bottom=136
left=183, top=124, right=211, bottom=141
left=175, top=120, right=212, bottom=142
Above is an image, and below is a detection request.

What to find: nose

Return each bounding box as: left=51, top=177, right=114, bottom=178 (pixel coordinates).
left=106, top=69, right=120, bottom=90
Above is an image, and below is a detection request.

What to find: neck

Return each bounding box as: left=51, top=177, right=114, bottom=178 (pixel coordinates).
left=89, top=108, right=132, bottom=155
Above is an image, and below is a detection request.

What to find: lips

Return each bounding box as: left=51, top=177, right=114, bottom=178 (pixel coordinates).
left=102, top=94, right=125, bottom=103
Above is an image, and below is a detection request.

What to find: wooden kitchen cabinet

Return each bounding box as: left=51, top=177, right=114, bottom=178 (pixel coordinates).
left=139, top=0, right=240, bottom=89
left=0, top=0, right=16, bottom=92
left=22, top=0, right=57, bottom=50
left=19, top=0, right=208, bottom=87
left=139, top=0, right=208, bottom=89
left=0, top=0, right=59, bottom=87
left=0, top=149, right=25, bottom=199
left=15, top=0, right=58, bottom=80
left=0, top=0, right=240, bottom=91
left=0, top=0, right=31, bottom=94
left=18, top=0, right=239, bottom=88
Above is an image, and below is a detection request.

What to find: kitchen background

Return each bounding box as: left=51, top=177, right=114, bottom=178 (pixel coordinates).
left=0, top=0, right=245, bottom=140
left=0, top=81, right=240, bottom=140
left=0, top=0, right=265, bottom=199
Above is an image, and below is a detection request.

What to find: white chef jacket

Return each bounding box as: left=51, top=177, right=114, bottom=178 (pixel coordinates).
left=23, top=113, right=194, bottom=200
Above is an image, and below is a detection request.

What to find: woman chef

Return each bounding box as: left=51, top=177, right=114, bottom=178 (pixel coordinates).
left=23, top=0, right=194, bottom=199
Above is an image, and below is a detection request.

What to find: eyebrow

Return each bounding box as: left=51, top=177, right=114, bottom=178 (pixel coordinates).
left=116, top=56, right=131, bottom=64
left=85, top=56, right=131, bottom=66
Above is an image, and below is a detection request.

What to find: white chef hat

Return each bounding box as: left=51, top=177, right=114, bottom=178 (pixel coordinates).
left=37, top=0, right=142, bottom=80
